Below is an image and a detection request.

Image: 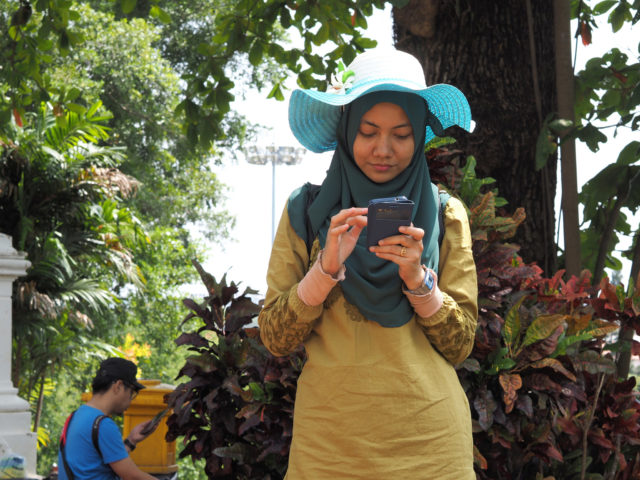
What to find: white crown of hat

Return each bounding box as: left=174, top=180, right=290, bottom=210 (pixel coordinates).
left=346, top=48, right=428, bottom=93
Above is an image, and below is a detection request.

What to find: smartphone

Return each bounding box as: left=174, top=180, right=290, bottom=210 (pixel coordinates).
left=141, top=408, right=169, bottom=435
left=367, top=196, right=415, bottom=247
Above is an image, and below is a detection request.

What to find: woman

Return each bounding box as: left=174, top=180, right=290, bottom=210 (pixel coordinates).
left=258, top=48, right=478, bottom=479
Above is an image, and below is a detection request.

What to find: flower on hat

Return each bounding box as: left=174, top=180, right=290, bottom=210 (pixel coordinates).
left=328, top=61, right=354, bottom=95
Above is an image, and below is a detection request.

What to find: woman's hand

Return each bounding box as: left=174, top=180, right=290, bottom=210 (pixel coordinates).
left=321, top=207, right=368, bottom=276
left=369, top=224, right=425, bottom=289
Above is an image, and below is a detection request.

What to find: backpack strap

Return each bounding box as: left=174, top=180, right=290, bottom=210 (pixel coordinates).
left=92, top=415, right=107, bottom=458
left=438, top=189, right=450, bottom=248
left=303, top=183, right=321, bottom=255
left=59, top=411, right=77, bottom=480
left=59, top=411, right=108, bottom=480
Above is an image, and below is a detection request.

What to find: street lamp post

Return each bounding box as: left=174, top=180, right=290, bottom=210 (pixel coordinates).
left=246, top=145, right=305, bottom=242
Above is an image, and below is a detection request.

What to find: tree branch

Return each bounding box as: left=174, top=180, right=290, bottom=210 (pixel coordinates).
left=581, top=371, right=606, bottom=480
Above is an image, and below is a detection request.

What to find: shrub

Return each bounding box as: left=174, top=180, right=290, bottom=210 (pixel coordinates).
left=168, top=151, right=640, bottom=479
left=165, top=262, right=303, bottom=479
left=440, top=149, right=640, bottom=479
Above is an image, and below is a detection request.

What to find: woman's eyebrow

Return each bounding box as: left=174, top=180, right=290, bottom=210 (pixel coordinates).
left=361, top=119, right=412, bottom=129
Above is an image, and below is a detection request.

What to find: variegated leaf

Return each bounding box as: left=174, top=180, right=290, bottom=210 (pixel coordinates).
left=529, top=358, right=577, bottom=381
left=522, top=314, right=566, bottom=347
left=572, top=350, right=616, bottom=375
left=499, top=373, right=522, bottom=413
left=503, top=295, right=525, bottom=351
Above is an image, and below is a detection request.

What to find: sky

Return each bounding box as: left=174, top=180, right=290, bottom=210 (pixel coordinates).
left=204, top=6, right=638, bottom=296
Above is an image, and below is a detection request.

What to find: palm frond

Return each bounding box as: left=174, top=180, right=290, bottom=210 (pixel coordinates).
left=59, top=278, right=116, bottom=312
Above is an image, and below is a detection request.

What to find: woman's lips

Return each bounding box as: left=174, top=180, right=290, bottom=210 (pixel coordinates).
left=371, top=164, right=392, bottom=171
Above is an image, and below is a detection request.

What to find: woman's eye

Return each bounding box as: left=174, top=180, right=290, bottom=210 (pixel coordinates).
left=358, top=130, right=376, bottom=138
left=395, top=133, right=411, bottom=139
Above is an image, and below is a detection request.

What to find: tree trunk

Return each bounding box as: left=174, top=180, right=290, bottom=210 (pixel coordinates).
left=553, top=0, right=581, bottom=278
left=616, top=230, right=640, bottom=379
left=393, top=0, right=558, bottom=274
left=33, top=372, right=46, bottom=433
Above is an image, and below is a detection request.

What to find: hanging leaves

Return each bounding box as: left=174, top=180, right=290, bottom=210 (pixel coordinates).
left=499, top=373, right=522, bottom=413
left=580, top=21, right=592, bottom=45
left=473, top=387, right=497, bottom=431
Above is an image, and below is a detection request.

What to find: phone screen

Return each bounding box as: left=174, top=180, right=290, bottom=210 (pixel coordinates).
left=141, top=408, right=169, bottom=434
left=366, top=197, right=414, bottom=247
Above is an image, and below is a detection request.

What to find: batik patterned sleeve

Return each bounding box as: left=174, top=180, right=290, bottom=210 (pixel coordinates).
left=416, top=197, right=478, bottom=365
left=258, top=205, right=324, bottom=357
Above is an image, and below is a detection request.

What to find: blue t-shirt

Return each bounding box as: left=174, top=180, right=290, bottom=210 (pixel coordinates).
left=58, top=405, right=128, bottom=480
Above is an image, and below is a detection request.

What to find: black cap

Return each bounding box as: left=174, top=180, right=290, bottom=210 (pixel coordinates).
left=96, top=358, right=145, bottom=391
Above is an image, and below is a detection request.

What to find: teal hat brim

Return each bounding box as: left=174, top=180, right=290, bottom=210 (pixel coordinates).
left=289, top=82, right=472, bottom=153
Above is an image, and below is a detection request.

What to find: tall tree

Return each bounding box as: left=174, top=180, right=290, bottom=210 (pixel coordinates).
left=392, top=0, right=639, bottom=279
left=394, top=0, right=559, bottom=273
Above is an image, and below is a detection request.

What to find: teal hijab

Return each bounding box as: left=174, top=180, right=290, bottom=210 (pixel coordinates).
left=289, top=91, right=440, bottom=328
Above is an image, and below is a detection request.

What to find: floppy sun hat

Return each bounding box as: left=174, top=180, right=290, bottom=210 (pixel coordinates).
left=288, top=47, right=473, bottom=153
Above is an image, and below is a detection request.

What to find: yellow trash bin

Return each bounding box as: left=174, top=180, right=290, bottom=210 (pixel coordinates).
left=123, top=379, right=177, bottom=474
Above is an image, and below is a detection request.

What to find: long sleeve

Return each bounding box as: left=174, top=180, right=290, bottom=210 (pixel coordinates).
left=258, top=204, right=324, bottom=356
left=415, top=197, right=478, bottom=365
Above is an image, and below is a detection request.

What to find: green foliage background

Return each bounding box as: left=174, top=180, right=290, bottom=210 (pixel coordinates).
left=0, top=0, right=638, bottom=478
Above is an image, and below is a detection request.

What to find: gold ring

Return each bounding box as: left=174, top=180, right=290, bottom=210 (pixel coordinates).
left=400, top=246, right=407, bottom=257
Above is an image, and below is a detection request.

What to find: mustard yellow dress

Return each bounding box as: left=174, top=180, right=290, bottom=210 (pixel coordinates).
left=258, top=196, right=478, bottom=480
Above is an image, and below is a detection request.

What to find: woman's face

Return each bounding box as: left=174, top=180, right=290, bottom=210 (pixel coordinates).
left=352, top=102, right=415, bottom=183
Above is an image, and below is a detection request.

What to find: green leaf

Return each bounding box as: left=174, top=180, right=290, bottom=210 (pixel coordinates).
left=486, top=347, right=516, bottom=375
left=355, top=37, right=377, bottom=49
left=554, top=332, right=593, bottom=357
left=535, top=114, right=558, bottom=170
left=121, top=0, right=137, bottom=14
left=149, top=6, right=172, bottom=24
left=305, top=53, right=324, bottom=72
left=66, top=103, right=87, bottom=115
left=86, top=100, right=102, bottom=119
left=496, top=357, right=517, bottom=371
left=214, top=88, right=233, bottom=113
left=616, top=141, right=640, bottom=165
left=425, top=136, right=457, bottom=151
left=37, top=37, right=54, bottom=51
left=66, top=87, right=81, bottom=102
left=313, top=24, right=329, bottom=45
left=522, top=314, right=565, bottom=347
left=248, top=40, right=264, bottom=66
left=593, top=1, right=617, bottom=15
left=8, top=25, right=21, bottom=41
left=609, top=4, right=630, bottom=32
left=577, top=123, right=608, bottom=152
left=267, top=82, right=284, bottom=101
left=280, top=8, right=291, bottom=29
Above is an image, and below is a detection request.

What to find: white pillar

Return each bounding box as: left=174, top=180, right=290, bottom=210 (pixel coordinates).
left=0, top=233, right=37, bottom=477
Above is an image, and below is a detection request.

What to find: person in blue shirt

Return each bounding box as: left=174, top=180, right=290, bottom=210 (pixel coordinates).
left=58, top=358, right=158, bottom=480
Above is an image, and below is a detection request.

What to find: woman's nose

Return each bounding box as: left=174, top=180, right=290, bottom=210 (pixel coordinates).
left=372, top=135, right=392, bottom=157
